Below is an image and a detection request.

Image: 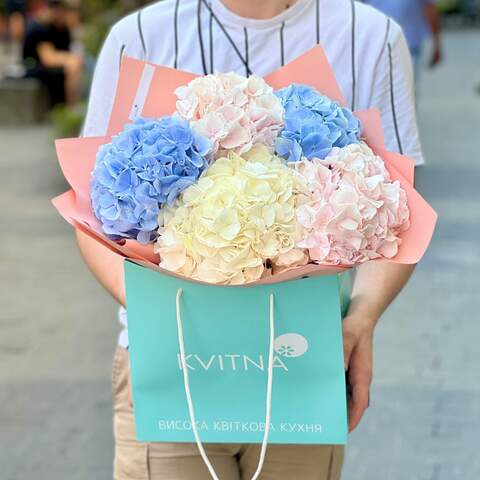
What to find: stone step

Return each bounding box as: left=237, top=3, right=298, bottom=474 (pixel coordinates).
left=0, top=77, right=50, bottom=125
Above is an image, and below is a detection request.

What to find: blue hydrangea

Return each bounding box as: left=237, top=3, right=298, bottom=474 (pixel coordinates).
left=91, top=116, right=212, bottom=244
left=275, top=84, right=361, bottom=162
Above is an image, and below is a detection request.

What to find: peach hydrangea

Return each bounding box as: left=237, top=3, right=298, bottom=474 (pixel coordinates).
left=294, top=142, right=410, bottom=265
left=155, top=145, right=308, bottom=284
left=175, top=73, right=284, bottom=158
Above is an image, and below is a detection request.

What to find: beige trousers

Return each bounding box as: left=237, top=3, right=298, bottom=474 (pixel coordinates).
left=112, top=347, right=344, bottom=480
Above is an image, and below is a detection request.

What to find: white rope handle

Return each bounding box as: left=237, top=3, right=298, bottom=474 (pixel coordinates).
left=176, top=288, right=275, bottom=480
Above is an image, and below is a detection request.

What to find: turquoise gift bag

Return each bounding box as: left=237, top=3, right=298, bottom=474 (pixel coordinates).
left=125, top=260, right=350, bottom=450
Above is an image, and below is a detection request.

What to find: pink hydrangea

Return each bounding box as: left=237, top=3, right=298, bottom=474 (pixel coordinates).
left=295, top=142, right=410, bottom=265
left=175, top=73, right=284, bottom=158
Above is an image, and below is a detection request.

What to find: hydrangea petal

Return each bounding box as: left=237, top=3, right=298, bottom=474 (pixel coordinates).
left=156, top=145, right=308, bottom=284
left=294, top=142, right=410, bottom=265
left=275, top=84, right=361, bottom=162
left=175, top=72, right=285, bottom=158
left=91, top=116, right=212, bottom=243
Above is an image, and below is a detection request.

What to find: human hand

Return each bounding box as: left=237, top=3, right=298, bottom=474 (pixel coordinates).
left=342, top=304, right=377, bottom=432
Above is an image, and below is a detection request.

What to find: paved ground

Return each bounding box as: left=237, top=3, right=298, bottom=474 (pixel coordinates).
left=1, top=29, right=479, bottom=480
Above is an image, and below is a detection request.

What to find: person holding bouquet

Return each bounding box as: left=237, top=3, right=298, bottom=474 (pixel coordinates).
left=78, top=1, right=424, bottom=478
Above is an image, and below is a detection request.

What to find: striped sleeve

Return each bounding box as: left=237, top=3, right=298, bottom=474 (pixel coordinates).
left=370, top=20, right=424, bottom=165
left=82, top=26, right=123, bottom=137
left=82, top=11, right=147, bottom=138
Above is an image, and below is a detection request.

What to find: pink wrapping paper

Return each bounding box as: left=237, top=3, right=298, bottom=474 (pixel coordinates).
left=52, top=45, right=437, bottom=284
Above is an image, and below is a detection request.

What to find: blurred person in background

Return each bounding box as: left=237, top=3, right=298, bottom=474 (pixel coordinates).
left=0, top=0, right=28, bottom=64
left=362, top=0, right=443, bottom=72
left=22, top=0, right=83, bottom=107
left=4, top=0, right=28, bottom=42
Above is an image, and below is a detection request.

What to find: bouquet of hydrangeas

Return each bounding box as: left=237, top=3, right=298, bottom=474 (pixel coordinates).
left=53, top=47, right=436, bottom=285
left=85, top=72, right=417, bottom=285
left=51, top=45, right=437, bottom=453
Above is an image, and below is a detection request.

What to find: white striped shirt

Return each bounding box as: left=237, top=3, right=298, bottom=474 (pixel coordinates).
left=82, top=0, right=424, bottom=347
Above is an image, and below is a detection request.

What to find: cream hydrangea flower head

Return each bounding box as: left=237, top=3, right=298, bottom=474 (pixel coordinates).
left=295, top=142, right=410, bottom=265
left=175, top=73, right=285, bottom=158
left=156, top=145, right=308, bottom=284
